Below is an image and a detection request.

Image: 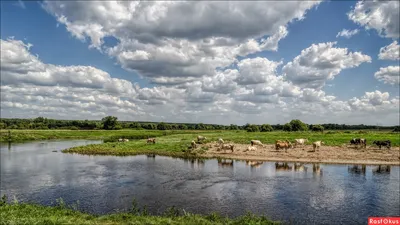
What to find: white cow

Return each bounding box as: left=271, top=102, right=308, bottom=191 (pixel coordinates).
left=246, top=146, right=257, bottom=151
left=294, top=138, right=308, bottom=148
left=312, top=141, right=324, bottom=151
left=218, top=138, right=224, bottom=145
left=250, top=140, right=263, bottom=147
left=197, top=135, right=207, bottom=143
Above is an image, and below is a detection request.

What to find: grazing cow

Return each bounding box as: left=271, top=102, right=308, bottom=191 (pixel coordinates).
left=191, top=140, right=197, bottom=149
left=294, top=138, right=308, bottom=148
left=218, top=138, right=224, bottom=145
left=275, top=140, right=292, bottom=152
left=312, top=141, right=324, bottom=151
left=123, top=139, right=129, bottom=142
left=372, top=140, right=391, bottom=150
left=350, top=138, right=367, bottom=148
left=250, top=140, right=263, bottom=147
left=246, top=146, right=257, bottom=151
left=219, top=144, right=234, bottom=152
left=118, top=138, right=123, bottom=142
left=146, top=138, right=156, bottom=144
left=197, top=135, right=207, bottom=143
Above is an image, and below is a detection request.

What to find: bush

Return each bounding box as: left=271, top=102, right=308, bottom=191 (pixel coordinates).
left=246, top=124, right=260, bottom=132
left=289, top=119, right=308, bottom=131
left=311, top=125, right=324, bottom=132
left=260, top=124, right=273, bottom=132
left=282, top=123, right=292, bottom=132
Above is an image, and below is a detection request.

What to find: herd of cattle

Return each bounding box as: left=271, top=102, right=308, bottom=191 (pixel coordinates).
left=118, top=136, right=393, bottom=152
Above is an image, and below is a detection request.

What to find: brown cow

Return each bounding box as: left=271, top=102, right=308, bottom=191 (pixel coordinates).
left=275, top=140, right=292, bottom=152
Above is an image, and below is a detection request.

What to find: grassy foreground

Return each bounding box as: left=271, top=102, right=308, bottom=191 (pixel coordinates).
left=62, top=130, right=400, bottom=157
left=0, top=200, right=279, bottom=225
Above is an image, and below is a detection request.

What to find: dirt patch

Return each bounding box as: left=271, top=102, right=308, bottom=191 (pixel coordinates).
left=199, top=142, right=400, bottom=165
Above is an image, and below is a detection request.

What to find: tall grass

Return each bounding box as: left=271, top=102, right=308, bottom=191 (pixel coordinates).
left=0, top=195, right=279, bottom=225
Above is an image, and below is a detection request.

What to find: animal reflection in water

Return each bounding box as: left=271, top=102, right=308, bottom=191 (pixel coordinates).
left=348, top=165, right=366, bottom=174
left=312, top=164, right=323, bottom=176
left=146, top=154, right=156, bottom=158
left=217, top=159, right=234, bottom=167
left=373, top=165, right=391, bottom=174
left=294, top=163, right=308, bottom=172
left=183, top=158, right=205, bottom=169
left=246, top=161, right=263, bottom=168
left=275, top=162, right=292, bottom=171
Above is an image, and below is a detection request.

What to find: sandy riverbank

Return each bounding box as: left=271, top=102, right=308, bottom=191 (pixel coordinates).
left=200, top=142, right=400, bottom=166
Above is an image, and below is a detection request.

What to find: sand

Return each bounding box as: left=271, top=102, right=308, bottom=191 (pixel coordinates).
left=200, top=142, right=400, bottom=166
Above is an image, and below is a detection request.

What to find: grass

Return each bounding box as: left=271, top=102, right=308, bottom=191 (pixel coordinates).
left=62, top=130, right=400, bottom=157
left=0, top=196, right=279, bottom=225
left=0, top=129, right=218, bottom=142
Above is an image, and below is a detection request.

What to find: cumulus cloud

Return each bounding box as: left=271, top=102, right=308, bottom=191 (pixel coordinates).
left=348, top=0, right=399, bottom=38
left=336, top=29, right=359, bottom=38
left=378, top=41, right=400, bottom=61
left=41, top=1, right=321, bottom=84
left=374, top=66, right=400, bottom=85
left=282, top=42, right=372, bottom=89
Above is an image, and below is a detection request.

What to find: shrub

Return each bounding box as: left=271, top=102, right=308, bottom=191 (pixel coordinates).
left=311, top=125, right=324, bottom=132
left=260, top=124, right=274, bottom=132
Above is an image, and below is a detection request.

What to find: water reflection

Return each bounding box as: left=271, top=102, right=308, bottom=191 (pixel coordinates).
left=294, top=163, right=308, bottom=172
left=373, top=165, right=391, bottom=174
left=217, top=158, right=234, bottom=167
left=275, top=162, right=292, bottom=171
left=312, top=163, right=323, bottom=176
left=348, top=165, right=366, bottom=175
left=245, top=161, right=263, bottom=169
left=1, top=140, right=399, bottom=225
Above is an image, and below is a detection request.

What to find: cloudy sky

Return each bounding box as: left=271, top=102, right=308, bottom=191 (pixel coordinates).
left=1, top=0, right=399, bottom=125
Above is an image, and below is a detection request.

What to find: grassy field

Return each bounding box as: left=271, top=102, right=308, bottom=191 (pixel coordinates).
left=0, top=129, right=218, bottom=142
left=62, top=130, right=400, bottom=157
left=0, top=199, right=279, bottom=225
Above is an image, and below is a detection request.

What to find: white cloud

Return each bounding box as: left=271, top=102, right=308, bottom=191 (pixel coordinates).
left=42, top=1, right=321, bottom=84
left=235, top=57, right=283, bottom=85
left=374, top=66, right=400, bottom=85
left=378, top=41, right=400, bottom=61
left=348, top=0, right=399, bottom=38
left=336, top=29, right=359, bottom=39
left=282, top=42, right=372, bottom=89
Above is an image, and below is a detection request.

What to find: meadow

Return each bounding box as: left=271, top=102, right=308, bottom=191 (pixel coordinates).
left=0, top=197, right=279, bottom=225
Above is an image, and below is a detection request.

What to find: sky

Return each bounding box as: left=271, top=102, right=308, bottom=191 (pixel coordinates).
left=1, top=0, right=399, bottom=125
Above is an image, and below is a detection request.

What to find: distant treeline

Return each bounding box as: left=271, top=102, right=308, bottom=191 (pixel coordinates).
left=0, top=117, right=398, bottom=132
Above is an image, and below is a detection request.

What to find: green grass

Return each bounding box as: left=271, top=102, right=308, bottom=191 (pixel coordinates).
left=0, top=197, right=279, bottom=225
left=62, top=130, right=400, bottom=157
left=0, top=129, right=218, bottom=142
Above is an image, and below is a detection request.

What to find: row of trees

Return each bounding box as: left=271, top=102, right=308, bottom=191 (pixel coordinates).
left=0, top=117, right=398, bottom=132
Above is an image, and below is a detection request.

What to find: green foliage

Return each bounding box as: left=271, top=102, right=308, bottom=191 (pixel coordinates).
left=101, top=116, right=119, bottom=130
left=0, top=196, right=280, bottom=225
left=393, top=126, right=400, bottom=132
left=311, top=125, right=324, bottom=132
left=246, top=124, right=260, bottom=132
left=282, top=123, right=292, bottom=132
left=289, top=119, right=308, bottom=131
left=260, top=124, right=273, bottom=132
left=0, top=194, right=7, bottom=206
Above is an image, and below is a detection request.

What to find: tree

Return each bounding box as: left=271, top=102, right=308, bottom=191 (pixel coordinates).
left=101, top=116, right=119, bottom=130
left=260, top=124, right=273, bottom=132
left=157, top=122, right=171, bottom=130
left=229, top=124, right=238, bottom=130
left=246, top=124, right=260, bottom=132
left=178, top=124, right=188, bottom=130
left=311, top=124, right=324, bottom=132
left=289, top=119, right=308, bottom=131
left=283, top=123, right=292, bottom=132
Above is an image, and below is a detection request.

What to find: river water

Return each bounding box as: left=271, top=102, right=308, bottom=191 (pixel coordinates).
left=1, top=140, right=399, bottom=224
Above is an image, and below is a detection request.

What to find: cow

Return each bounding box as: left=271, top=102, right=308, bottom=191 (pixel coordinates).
left=218, top=144, right=235, bottom=152
left=123, top=139, right=129, bottom=142
left=197, top=135, right=207, bottom=143
left=294, top=138, right=308, bottom=148
left=246, top=146, right=257, bottom=152
left=312, top=141, right=324, bottom=151
left=118, top=138, right=123, bottom=142
left=191, top=140, right=197, bottom=149
left=146, top=138, right=156, bottom=144
left=275, top=140, right=292, bottom=152
left=350, top=138, right=367, bottom=149
left=372, top=140, right=391, bottom=150
left=218, top=138, right=224, bottom=145
left=250, top=140, right=264, bottom=147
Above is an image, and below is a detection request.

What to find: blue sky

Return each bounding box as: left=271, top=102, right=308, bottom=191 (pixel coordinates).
left=1, top=1, right=399, bottom=125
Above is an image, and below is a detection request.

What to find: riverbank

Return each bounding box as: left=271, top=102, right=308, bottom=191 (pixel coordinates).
left=62, top=132, right=400, bottom=165
left=0, top=200, right=279, bottom=225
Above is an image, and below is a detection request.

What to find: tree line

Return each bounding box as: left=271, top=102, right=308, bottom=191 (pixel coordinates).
left=0, top=117, right=398, bottom=132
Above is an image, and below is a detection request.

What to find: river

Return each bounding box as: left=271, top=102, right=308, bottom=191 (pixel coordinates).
left=1, top=140, right=399, bottom=224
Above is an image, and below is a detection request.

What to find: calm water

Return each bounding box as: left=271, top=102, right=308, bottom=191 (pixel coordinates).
left=1, top=140, right=399, bottom=225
